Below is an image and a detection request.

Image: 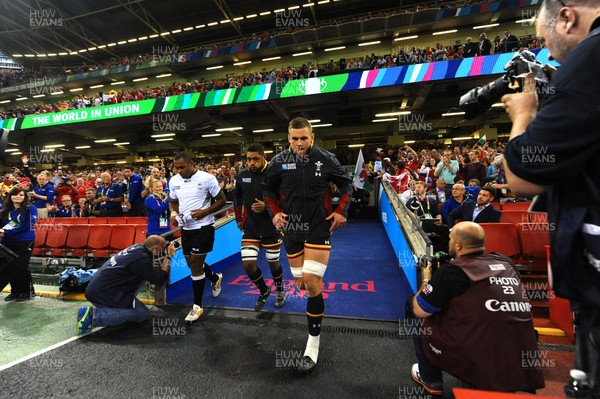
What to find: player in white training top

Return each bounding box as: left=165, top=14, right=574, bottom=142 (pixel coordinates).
left=169, top=151, right=227, bottom=322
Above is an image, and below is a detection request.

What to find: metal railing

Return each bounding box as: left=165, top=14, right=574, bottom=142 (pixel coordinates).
left=380, top=180, right=432, bottom=259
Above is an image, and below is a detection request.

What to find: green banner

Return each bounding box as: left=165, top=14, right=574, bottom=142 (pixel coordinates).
left=1, top=81, right=281, bottom=131
left=280, top=75, right=348, bottom=98
left=0, top=118, right=16, bottom=130
left=20, top=100, right=156, bottom=129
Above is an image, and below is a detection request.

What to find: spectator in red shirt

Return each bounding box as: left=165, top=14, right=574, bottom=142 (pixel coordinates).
left=54, top=176, right=77, bottom=206
left=404, top=148, right=420, bottom=178
left=74, top=177, right=87, bottom=203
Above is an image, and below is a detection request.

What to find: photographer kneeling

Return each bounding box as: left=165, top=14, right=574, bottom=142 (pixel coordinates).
left=407, top=222, right=544, bottom=395
left=76, top=236, right=177, bottom=335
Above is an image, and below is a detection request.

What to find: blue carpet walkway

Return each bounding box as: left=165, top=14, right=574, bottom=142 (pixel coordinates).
left=170, top=217, right=413, bottom=321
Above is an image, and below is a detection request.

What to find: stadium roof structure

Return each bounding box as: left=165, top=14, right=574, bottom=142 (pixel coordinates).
left=1, top=0, right=416, bottom=65
left=1, top=0, right=531, bottom=67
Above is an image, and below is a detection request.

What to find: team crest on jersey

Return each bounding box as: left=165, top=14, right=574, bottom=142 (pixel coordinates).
left=243, top=178, right=251, bottom=183
left=282, top=163, right=296, bottom=170
left=315, top=160, right=323, bottom=176
left=172, top=185, right=180, bottom=190
left=197, top=183, right=203, bottom=190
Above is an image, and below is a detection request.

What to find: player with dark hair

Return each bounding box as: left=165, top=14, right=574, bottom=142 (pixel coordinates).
left=169, top=151, right=227, bottom=322
left=262, top=117, right=352, bottom=373
left=235, top=143, right=286, bottom=311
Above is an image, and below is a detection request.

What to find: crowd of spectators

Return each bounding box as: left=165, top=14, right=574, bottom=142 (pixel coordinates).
left=1, top=53, right=398, bottom=119
left=275, top=0, right=492, bottom=34
left=0, top=155, right=245, bottom=215
left=0, top=137, right=511, bottom=271
left=0, top=0, right=543, bottom=121
left=0, top=28, right=543, bottom=120
left=0, top=34, right=273, bottom=89
left=1, top=139, right=504, bottom=204
left=0, top=69, right=51, bottom=88
left=360, top=140, right=511, bottom=200
left=395, top=31, right=543, bottom=65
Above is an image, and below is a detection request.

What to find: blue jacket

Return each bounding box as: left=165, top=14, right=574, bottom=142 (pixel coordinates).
left=442, top=197, right=473, bottom=224
left=1, top=205, right=37, bottom=243
left=96, top=183, right=123, bottom=210
left=127, top=173, right=144, bottom=205
left=51, top=205, right=74, bottom=218
left=33, top=183, right=55, bottom=208
left=86, top=244, right=168, bottom=308
left=144, top=193, right=170, bottom=236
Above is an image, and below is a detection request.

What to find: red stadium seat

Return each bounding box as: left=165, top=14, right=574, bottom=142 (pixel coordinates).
left=501, top=201, right=532, bottom=211
left=32, top=226, right=49, bottom=256
left=500, top=210, right=529, bottom=225
left=62, top=224, right=90, bottom=257
left=517, top=223, right=551, bottom=272
left=55, top=217, right=87, bottom=226
left=529, top=212, right=548, bottom=223
left=546, top=245, right=575, bottom=342
left=89, top=217, right=108, bottom=224
left=108, top=217, right=127, bottom=225
left=108, top=224, right=136, bottom=254
left=479, top=223, right=521, bottom=260
left=490, top=202, right=501, bottom=210
left=133, top=224, right=147, bottom=244
left=126, top=217, right=148, bottom=224
left=43, top=225, right=70, bottom=257
left=86, top=225, right=112, bottom=257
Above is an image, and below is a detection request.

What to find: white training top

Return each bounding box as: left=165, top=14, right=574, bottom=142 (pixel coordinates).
left=169, top=170, right=221, bottom=230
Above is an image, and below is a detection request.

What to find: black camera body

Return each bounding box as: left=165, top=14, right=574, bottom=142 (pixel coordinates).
left=459, top=50, right=550, bottom=120
left=419, top=251, right=453, bottom=273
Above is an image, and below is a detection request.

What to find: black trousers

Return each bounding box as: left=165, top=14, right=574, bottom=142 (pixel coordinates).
left=128, top=201, right=146, bottom=217
left=0, top=241, right=34, bottom=294
left=572, top=301, right=600, bottom=394
left=99, top=206, right=123, bottom=217
left=412, top=334, right=443, bottom=383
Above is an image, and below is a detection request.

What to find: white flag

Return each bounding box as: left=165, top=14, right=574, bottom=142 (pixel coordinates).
left=102, top=93, right=115, bottom=103
left=477, top=134, right=487, bottom=147
left=353, top=149, right=367, bottom=189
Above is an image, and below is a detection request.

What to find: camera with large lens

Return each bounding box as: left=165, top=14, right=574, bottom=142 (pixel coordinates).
left=419, top=251, right=453, bottom=273
left=459, top=50, right=550, bottom=120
